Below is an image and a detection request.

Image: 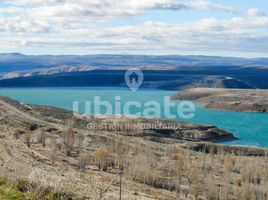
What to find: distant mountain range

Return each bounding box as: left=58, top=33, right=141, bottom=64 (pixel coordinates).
left=0, top=70, right=263, bottom=90
left=1, top=53, right=268, bottom=74
left=0, top=53, right=268, bottom=90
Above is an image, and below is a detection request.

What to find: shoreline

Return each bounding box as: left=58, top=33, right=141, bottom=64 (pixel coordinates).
left=0, top=87, right=267, bottom=148
left=2, top=95, right=267, bottom=151
left=172, top=87, right=268, bottom=113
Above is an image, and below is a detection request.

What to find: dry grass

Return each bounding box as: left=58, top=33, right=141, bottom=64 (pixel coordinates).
left=0, top=117, right=268, bottom=200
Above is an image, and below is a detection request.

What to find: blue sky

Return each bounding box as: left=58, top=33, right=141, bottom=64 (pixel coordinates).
left=0, top=0, right=268, bottom=57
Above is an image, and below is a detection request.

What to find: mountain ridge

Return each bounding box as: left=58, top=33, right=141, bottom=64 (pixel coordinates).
left=0, top=54, right=268, bottom=90
left=1, top=53, right=268, bottom=73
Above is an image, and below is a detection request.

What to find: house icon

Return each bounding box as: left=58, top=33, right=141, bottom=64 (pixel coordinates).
left=129, top=72, right=139, bottom=84
left=124, top=68, right=144, bottom=91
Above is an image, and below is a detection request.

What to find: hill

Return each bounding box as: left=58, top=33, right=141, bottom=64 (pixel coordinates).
left=1, top=53, right=268, bottom=73
left=0, top=70, right=263, bottom=90
left=172, top=88, right=268, bottom=112
left=0, top=54, right=268, bottom=90
left=0, top=96, right=268, bottom=199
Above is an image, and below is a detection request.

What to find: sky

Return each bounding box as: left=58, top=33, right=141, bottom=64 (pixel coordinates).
left=0, top=0, right=268, bottom=57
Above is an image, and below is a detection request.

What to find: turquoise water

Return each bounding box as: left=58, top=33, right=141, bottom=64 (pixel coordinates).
left=0, top=87, right=268, bottom=147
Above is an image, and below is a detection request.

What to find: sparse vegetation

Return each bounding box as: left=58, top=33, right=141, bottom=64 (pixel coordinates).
left=0, top=97, right=268, bottom=200
left=24, top=132, right=31, bottom=148
left=40, top=131, right=47, bottom=148
left=65, top=127, right=75, bottom=156
left=0, top=177, right=71, bottom=200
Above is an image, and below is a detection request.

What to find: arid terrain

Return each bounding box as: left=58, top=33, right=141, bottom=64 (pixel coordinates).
left=172, top=88, right=268, bottom=113
left=0, top=96, right=268, bottom=200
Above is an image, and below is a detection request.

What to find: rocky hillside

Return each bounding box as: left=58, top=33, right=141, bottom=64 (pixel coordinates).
left=181, top=76, right=253, bottom=89
left=0, top=96, right=268, bottom=200
left=0, top=96, right=235, bottom=142
left=172, top=88, right=268, bottom=113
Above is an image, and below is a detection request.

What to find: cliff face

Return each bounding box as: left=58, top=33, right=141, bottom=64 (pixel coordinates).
left=172, top=88, right=268, bottom=113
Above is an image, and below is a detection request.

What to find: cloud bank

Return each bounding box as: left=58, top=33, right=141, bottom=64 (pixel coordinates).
left=0, top=0, right=267, bottom=55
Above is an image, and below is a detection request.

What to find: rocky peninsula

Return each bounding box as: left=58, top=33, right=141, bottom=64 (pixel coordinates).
left=172, top=88, right=268, bottom=113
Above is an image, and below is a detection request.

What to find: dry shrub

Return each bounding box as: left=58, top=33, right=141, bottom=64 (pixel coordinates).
left=206, top=177, right=219, bottom=200
left=49, top=136, right=59, bottom=166
left=77, top=132, right=85, bottom=154
left=79, top=150, right=88, bottom=179
left=40, top=131, right=47, bottom=148
left=88, top=176, right=113, bottom=200
left=65, top=127, right=75, bottom=156
left=94, top=148, right=110, bottom=171
left=126, top=153, right=159, bottom=187
left=112, top=137, right=129, bottom=169
left=173, top=152, right=186, bottom=178
left=24, top=132, right=31, bottom=148
left=241, top=160, right=262, bottom=185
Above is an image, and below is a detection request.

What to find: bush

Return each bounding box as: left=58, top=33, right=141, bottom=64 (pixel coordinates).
left=49, top=191, right=73, bottom=200
left=16, top=179, right=32, bottom=193
left=0, top=187, right=25, bottom=200
left=0, top=177, right=7, bottom=186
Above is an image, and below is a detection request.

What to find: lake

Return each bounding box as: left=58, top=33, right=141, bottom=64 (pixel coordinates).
left=0, top=87, right=268, bottom=147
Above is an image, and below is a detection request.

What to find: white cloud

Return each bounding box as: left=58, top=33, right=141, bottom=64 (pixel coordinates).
left=1, top=0, right=238, bottom=20
left=0, top=16, right=50, bottom=33
left=0, top=0, right=239, bottom=37
left=0, top=7, right=23, bottom=15
left=0, top=0, right=237, bottom=35
left=247, top=8, right=266, bottom=17
left=121, top=0, right=188, bottom=10
left=3, top=0, right=61, bottom=6
left=0, top=0, right=267, bottom=55
left=24, top=0, right=237, bottom=25
left=2, top=16, right=267, bottom=54
left=189, top=0, right=237, bottom=13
